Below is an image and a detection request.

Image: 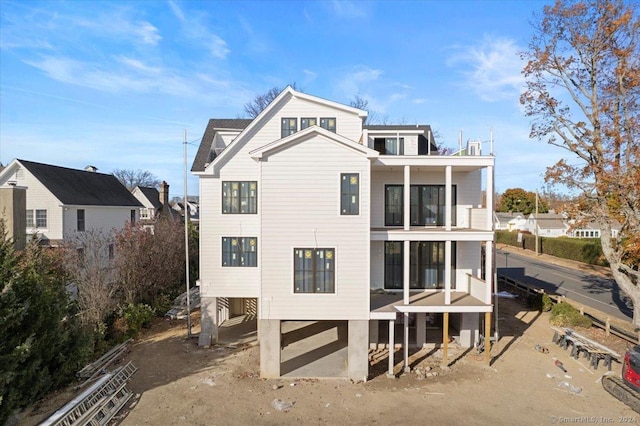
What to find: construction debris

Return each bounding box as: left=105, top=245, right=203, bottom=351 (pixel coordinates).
left=165, top=287, right=201, bottom=319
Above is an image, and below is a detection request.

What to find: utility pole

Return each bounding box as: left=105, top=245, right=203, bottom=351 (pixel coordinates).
left=535, top=189, right=540, bottom=255
left=184, top=129, right=192, bottom=337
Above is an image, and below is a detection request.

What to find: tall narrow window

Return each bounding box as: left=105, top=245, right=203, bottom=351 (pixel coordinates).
left=340, top=173, right=359, bottom=215
left=77, top=209, right=85, bottom=232
left=281, top=118, right=297, bottom=137
left=301, top=117, right=317, bottom=129
left=384, top=241, right=404, bottom=289
left=26, top=210, right=34, bottom=228
left=294, top=248, right=335, bottom=293
left=108, top=244, right=114, bottom=260
left=320, top=117, right=336, bottom=132
left=222, top=181, right=257, bottom=214
left=409, top=241, right=456, bottom=289
left=35, top=210, right=47, bottom=228
left=222, top=237, right=258, bottom=267
left=385, top=185, right=403, bottom=226
left=130, top=209, right=136, bottom=224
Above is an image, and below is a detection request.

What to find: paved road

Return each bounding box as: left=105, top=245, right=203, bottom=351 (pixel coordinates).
left=495, top=248, right=632, bottom=322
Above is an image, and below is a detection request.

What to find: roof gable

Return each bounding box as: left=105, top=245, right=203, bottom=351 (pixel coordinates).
left=191, top=118, right=253, bottom=172
left=199, top=86, right=368, bottom=174
left=17, top=160, right=142, bottom=207
left=249, top=126, right=379, bottom=160
left=134, top=186, right=162, bottom=209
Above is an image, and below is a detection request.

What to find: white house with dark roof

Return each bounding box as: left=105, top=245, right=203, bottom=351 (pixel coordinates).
left=0, top=159, right=142, bottom=245
left=524, top=213, right=569, bottom=237
left=192, top=87, right=495, bottom=381
left=132, top=180, right=175, bottom=222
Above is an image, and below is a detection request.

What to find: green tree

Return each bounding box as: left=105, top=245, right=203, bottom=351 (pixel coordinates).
left=0, top=222, right=91, bottom=423
left=521, top=1, right=640, bottom=323
left=498, top=188, right=548, bottom=215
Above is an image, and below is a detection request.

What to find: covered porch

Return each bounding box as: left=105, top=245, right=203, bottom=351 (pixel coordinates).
left=370, top=290, right=493, bottom=377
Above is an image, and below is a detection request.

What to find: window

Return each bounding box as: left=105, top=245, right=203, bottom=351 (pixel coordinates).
left=385, top=185, right=403, bottom=226
left=384, top=241, right=404, bottom=289
left=340, top=173, right=359, bottom=215
left=409, top=241, right=456, bottom=289
left=108, top=244, right=114, bottom=260
left=35, top=210, right=47, bottom=228
left=410, top=185, right=456, bottom=226
left=222, top=181, right=257, bottom=214
left=301, top=117, right=317, bottom=129
left=130, top=209, right=136, bottom=224
left=26, top=210, right=34, bottom=228
left=294, top=248, right=335, bottom=293
left=222, top=237, right=257, bottom=267
left=320, top=117, right=336, bottom=133
left=281, top=118, right=297, bottom=137
left=77, top=209, right=85, bottom=232
left=374, top=137, right=404, bottom=155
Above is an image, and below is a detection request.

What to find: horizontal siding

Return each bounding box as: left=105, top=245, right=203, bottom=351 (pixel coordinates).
left=63, top=206, right=136, bottom=237
left=260, top=135, right=370, bottom=320
left=198, top=175, right=260, bottom=298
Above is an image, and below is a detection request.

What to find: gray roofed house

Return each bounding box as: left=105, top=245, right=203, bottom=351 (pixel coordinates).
left=0, top=159, right=143, bottom=245
left=525, top=213, right=569, bottom=237
left=191, top=119, right=253, bottom=172
left=132, top=180, right=176, bottom=223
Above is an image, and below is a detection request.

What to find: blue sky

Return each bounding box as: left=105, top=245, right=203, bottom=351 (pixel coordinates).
left=0, top=0, right=561, bottom=196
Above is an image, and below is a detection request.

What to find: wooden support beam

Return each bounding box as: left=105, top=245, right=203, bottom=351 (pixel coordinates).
left=443, top=312, right=449, bottom=365
left=485, top=312, right=492, bottom=365
left=387, top=320, right=395, bottom=378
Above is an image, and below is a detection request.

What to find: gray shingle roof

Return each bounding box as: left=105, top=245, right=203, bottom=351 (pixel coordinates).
left=191, top=119, right=253, bottom=172
left=137, top=186, right=162, bottom=209
left=19, top=159, right=143, bottom=207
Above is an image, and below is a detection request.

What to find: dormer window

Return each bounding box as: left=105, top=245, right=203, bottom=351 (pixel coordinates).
left=281, top=118, right=297, bottom=138
left=301, top=118, right=317, bottom=129
left=320, top=117, right=336, bottom=133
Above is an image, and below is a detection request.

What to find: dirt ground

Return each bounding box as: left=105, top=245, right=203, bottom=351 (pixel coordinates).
left=21, top=295, right=637, bottom=426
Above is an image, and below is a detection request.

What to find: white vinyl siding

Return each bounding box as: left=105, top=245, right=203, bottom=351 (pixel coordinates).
left=260, top=135, right=370, bottom=320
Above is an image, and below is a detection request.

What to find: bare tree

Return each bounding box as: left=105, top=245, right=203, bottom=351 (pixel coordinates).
left=243, top=83, right=300, bottom=118
left=112, top=169, right=161, bottom=191
left=349, top=94, right=380, bottom=124
left=521, top=1, right=640, bottom=323
left=63, top=229, right=119, bottom=328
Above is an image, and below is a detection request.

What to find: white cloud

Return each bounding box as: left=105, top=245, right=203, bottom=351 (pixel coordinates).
left=448, top=36, right=525, bottom=102
left=329, top=0, right=367, bottom=19
left=209, top=35, right=230, bottom=59
left=168, top=0, right=186, bottom=22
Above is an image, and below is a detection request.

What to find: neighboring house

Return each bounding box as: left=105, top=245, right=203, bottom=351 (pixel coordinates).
left=192, top=87, right=495, bottom=381
left=0, top=159, right=143, bottom=245
left=172, top=199, right=200, bottom=224
left=524, top=213, right=568, bottom=237
left=132, top=181, right=175, bottom=222
left=567, top=219, right=621, bottom=239
left=494, top=212, right=526, bottom=232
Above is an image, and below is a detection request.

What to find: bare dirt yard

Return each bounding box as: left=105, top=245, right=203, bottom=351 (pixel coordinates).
left=22, top=296, right=637, bottom=426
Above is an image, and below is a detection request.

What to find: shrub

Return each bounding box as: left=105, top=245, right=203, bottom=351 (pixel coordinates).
left=526, top=292, right=553, bottom=311
left=109, top=303, right=154, bottom=341
left=550, top=302, right=592, bottom=328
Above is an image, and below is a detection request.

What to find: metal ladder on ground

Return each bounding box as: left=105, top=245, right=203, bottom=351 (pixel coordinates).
left=43, top=361, right=138, bottom=426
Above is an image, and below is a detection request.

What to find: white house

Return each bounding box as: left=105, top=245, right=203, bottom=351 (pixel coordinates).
left=524, top=213, right=568, bottom=237
left=192, top=87, right=495, bottom=381
left=0, top=159, right=142, bottom=245
left=494, top=212, right=526, bottom=232
left=132, top=181, right=175, bottom=222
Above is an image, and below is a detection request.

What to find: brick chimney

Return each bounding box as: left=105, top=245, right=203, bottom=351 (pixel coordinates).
left=159, top=181, right=169, bottom=206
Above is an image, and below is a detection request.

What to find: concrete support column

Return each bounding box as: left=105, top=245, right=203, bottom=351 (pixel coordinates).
left=416, top=313, right=426, bottom=347
left=459, top=312, right=480, bottom=348
left=403, top=313, right=410, bottom=373
left=348, top=320, right=369, bottom=382
left=403, top=165, right=410, bottom=231
left=369, top=320, right=379, bottom=349
left=445, top=165, right=452, bottom=231
left=198, top=297, right=218, bottom=347
left=445, top=240, right=452, bottom=305
left=485, top=312, right=492, bottom=365
left=387, top=320, right=395, bottom=378
left=259, top=319, right=281, bottom=378
left=485, top=240, right=493, bottom=304
left=442, top=312, right=449, bottom=366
